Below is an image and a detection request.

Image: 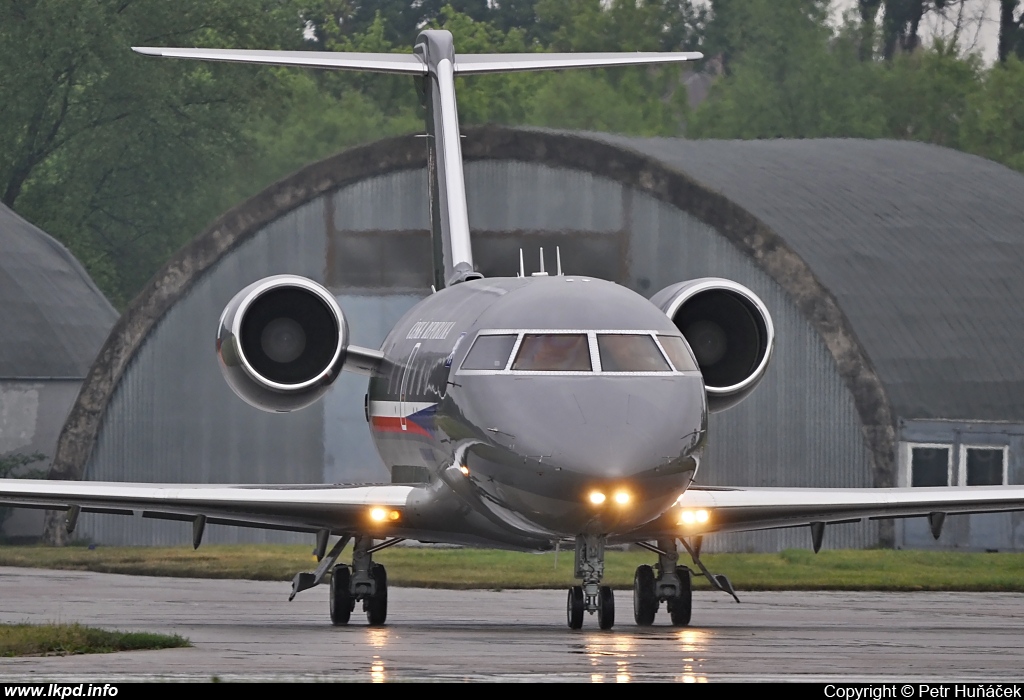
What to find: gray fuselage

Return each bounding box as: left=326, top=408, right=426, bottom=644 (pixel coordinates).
left=368, top=275, right=707, bottom=540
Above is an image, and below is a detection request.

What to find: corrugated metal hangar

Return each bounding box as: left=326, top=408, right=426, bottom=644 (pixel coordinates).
left=0, top=204, right=118, bottom=539
left=45, top=126, right=1024, bottom=551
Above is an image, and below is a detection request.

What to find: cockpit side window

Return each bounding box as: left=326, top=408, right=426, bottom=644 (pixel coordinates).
left=657, top=335, right=699, bottom=372
left=598, top=334, right=671, bottom=372
left=512, top=334, right=592, bottom=371
left=460, top=334, right=518, bottom=370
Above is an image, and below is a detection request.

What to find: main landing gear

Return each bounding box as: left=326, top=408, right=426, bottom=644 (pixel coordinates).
left=567, top=534, right=615, bottom=630
left=330, top=536, right=390, bottom=626
left=632, top=537, right=739, bottom=627
left=289, top=532, right=402, bottom=626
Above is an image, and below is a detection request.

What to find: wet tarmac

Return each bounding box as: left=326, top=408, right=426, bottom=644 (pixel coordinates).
left=1, top=567, right=1022, bottom=682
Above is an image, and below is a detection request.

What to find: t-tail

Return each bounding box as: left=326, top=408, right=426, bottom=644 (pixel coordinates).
left=133, top=32, right=702, bottom=290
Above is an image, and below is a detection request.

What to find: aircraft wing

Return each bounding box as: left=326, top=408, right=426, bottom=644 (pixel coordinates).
left=633, top=485, right=1024, bottom=540
left=0, top=479, right=419, bottom=536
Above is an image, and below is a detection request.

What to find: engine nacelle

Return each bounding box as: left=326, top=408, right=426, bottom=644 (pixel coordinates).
left=650, top=278, right=774, bottom=413
left=216, top=275, right=349, bottom=412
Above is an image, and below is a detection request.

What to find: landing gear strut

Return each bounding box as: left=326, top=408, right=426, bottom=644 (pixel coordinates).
left=567, top=534, right=615, bottom=630
left=344, top=535, right=392, bottom=626
left=286, top=532, right=403, bottom=626
left=633, top=537, right=737, bottom=626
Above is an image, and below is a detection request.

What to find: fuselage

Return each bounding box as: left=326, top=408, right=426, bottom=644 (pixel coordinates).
left=368, top=275, right=708, bottom=540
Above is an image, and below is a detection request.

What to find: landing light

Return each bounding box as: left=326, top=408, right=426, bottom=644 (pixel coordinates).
left=369, top=507, right=401, bottom=523
left=679, top=509, right=710, bottom=526
left=458, top=464, right=470, bottom=476
left=588, top=491, right=606, bottom=505
left=613, top=490, right=631, bottom=505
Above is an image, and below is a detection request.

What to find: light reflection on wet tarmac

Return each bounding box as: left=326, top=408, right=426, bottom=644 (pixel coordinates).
left=2, top=568, right=1023, bottom=682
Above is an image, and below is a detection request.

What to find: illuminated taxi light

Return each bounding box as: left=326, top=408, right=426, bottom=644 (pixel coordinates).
left=588, top=491, right=607, bottom=505
left=369, top=507, right=387, bottom=522
left=679, top=509, right=710, bottom=526
left=613, top=490, right=631, bottom=505
left=458, top=464, right=470, bottom=476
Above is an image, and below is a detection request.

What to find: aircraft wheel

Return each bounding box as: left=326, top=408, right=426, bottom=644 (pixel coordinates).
left=566, top=586, right=584, bottom=629
left=597, top=585, right=615, bottom=630
left=633, top=565, right=657, bottom=626
left=668, top=566, right=693, bottom=627
left=329, top=564, right=353, bottom=626
left=365, top=563, right=388, bottom=626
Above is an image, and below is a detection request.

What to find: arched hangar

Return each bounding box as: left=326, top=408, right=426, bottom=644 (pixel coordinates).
left=56, top=126, right=1024, bottom=551
left=0, top=203, right=117, bottom=539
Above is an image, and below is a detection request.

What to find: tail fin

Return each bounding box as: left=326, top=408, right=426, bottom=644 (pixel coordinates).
left=134, top=34, right=701, bottom=290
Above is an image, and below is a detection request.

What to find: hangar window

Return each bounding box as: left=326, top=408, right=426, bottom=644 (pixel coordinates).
left=512, top=334, right=592, bottom=371
left=461, top=334, right=517, bottom=370
left=960, top=446, right=1007, bottom=486
left=910, top=445, right=951, bottom=487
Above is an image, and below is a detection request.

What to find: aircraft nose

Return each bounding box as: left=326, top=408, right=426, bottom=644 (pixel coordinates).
left=457, top=375, right=705, bottom=533
left=502, top=378, right=704, bottom=477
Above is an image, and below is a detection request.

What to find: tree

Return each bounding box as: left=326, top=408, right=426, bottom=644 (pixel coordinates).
left=0, top=0, right=306, bottom=306
left=961, top=57, right=1024, bottom=171
left=690, top=1, right=886, bottom=139
left=999, top=0, right=1024, bottom=63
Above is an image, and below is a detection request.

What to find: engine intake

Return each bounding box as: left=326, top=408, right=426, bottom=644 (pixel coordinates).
left=650, top=278, right=774, bottom=412
left=217, top=275, right=348, bottom=412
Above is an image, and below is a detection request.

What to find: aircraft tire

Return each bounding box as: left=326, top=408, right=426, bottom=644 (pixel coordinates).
left=597, top=585, right=615, bottom=630
left=566, top=586, right=584, bottom=629
left=633, top=565, right=657, bottom=626
left=366, top=563, right=388, bottom=626
left=668, top=566, right=693, bottom=627
left=330, top=564, right=353, bottom=626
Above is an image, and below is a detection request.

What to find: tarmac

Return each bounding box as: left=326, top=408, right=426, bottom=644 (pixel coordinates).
left=1, top=567, right=1023, bottom=682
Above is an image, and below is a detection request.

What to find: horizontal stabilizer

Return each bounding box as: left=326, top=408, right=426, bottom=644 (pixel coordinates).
left=131, top=47, right=428, bottom=74
left=454, top=51, right=703, bottom=74
left=132, top=47, right=702, bottom=76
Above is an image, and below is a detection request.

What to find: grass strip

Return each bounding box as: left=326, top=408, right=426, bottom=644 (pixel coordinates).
left=1, top=545, right=1024, bottom=591
left=0, top=623, right=189, bottom=657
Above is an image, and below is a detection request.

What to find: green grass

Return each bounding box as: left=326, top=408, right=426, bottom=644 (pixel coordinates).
left=0, top=623, right=189, bottom=657
left=2, top=545, right=1024, bottom=591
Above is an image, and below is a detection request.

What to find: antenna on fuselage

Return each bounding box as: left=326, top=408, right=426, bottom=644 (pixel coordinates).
left=532, top=248, right=549, bottom=277
left=518, top=248, right=525, bottom=278
left=556, top=246, right=563, bottom=276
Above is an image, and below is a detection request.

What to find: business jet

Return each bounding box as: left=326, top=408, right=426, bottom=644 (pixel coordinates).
left=4, top=30, right=1024, bottom=630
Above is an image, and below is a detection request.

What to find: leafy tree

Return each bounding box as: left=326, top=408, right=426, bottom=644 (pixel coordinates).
left=0, top=0, right=306, bottom=307
left=961, top=57, right=1024, bottom=171
left=690, top=2, right=886, bottom=139
left=875, top=42, right=981, bottom=147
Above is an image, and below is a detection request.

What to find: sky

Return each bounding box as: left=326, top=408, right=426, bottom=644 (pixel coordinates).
left=831, top=0, right=1003, bottom=63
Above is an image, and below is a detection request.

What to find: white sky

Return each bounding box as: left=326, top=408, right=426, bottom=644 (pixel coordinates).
left=831, top=0, right=1001, bottom=63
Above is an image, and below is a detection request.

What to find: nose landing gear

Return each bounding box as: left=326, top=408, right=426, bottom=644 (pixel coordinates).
left=567, top=534, right=615, bottom=630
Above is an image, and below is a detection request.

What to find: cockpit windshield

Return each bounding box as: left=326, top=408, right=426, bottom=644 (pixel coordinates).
left=458, top=330, right=697, bottom=374
left=597, top=334, right=671, bottom=372
left=461, top=334, right=517, bottom=370
left=512, top=334, right=592, bottom=371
